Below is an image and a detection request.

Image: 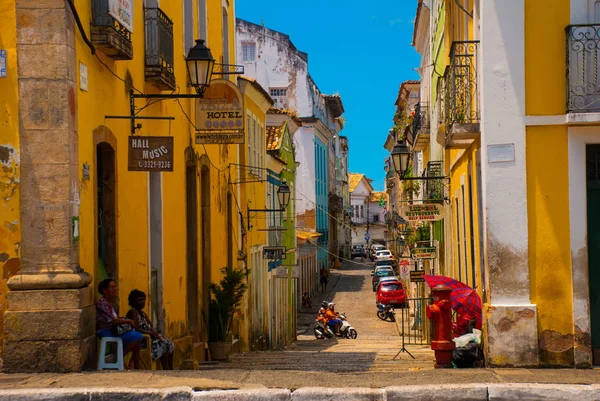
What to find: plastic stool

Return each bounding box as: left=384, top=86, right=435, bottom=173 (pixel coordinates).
left=97, top=336, right=124, bottom=370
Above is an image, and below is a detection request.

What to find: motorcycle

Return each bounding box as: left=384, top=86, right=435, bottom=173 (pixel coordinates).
left=313, top=313, right=358, bottom=339
left=376, top=303, right=395, bottom=322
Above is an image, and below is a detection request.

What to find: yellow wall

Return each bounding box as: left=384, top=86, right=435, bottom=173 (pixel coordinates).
left=526, top=126, right=573, bottom=366
left=446, top=140, right=482, bottom=292
left=0, top=0, right=19, bottom=356
left=525, top=0, right=569, bottom=115
left=73, top=0, right=238, bottom=361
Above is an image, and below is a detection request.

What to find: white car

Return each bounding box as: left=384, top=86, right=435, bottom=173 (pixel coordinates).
left=374, top=250, right=393, bottom=261
left=370, top=244, right=386, bottom=260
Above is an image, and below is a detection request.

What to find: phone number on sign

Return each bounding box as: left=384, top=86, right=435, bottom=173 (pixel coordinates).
left=138, top=160, right=172, bottom=169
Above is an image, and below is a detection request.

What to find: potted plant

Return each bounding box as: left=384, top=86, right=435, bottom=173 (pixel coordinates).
left=203, top=266, right=248, bottom=361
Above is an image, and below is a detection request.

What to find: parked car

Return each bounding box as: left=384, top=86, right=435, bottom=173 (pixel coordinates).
left=351, top=245, right=365, bottom=258
left=373, top=258, right=398, bottom=274
left=374, top=250, right=393, bottom=261
left=372, top=266, right=395, bottom=291
left=376, top=279, right=407, bottom=308
left=370, top=244, right=386, bottom=260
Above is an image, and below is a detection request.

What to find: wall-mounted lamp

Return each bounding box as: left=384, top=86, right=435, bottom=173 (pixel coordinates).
left=247, top=180, right=291, bottom=230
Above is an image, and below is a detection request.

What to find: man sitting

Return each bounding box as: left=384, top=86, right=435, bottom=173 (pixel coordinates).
left=301, top=292, right=313, bottom=309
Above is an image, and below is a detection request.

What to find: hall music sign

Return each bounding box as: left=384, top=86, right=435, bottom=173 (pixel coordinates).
left=195, top=79, right=245, bottom=144
left=128, top=136, right=173, bottom=172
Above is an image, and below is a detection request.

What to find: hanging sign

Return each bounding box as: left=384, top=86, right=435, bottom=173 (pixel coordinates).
left=109, top=0, right=134, bottom=33
left=263, top=246, right=286, bottom=260
left=195, top=79, right=245, bottom=144
left=399, top=204, right=444, bottom=222
left=128, top=136, right=173, bottom=172
left=410, top=270, right=425, bottom=283
left=412, top=247, right=437, bottom=259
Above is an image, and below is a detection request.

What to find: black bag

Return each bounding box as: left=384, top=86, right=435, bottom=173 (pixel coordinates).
left=111, top=323, right=133, bottom=336
left=452, top=342, right=480, bottom=368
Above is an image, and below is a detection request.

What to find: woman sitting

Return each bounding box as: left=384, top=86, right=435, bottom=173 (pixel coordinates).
left=126, top=289, right=174, bottom=370
left=96, top=278, right=143, bottom=369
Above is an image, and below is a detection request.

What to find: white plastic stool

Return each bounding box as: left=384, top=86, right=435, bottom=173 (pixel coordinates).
left=97, top=336, right=124, bottom=370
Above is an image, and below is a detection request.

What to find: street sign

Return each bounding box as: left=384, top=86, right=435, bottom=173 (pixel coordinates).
left=399, top=204, right=444, bottom=222
left=412, top=247, right=437, bottom=259
left=400, top=264, right=410, bottom=275
left=364, top=232, right=370, bottom=242
left=410, top=270, right=425, bottom=283
left=263, top=246, right=286, bottom=260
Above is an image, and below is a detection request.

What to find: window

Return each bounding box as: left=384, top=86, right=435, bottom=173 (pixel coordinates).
left=198, top=0, right=207, bottom=40
left=242, top=42, right=256, bottom=62
left=270, top=87, right=288, bottom=109
left=183, top=0, right=194, bottom=53
left=373, top=214, right=379, bottom=222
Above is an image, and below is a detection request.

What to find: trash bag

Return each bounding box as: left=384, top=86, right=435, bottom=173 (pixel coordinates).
left=452, top=342, right=481, bottom=368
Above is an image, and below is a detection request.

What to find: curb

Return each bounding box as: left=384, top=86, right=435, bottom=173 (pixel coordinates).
left=1, top=384, right=600, bottom=400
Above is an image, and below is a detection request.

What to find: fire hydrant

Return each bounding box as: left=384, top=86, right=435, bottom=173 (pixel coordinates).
left=426, top=284, right=455, bottom=368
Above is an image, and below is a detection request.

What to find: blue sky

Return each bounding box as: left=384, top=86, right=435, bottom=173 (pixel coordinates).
left=236, top=0, right=421, bottom=190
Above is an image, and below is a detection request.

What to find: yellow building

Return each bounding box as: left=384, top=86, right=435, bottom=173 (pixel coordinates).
left=0, top=0, right=252, bottom=371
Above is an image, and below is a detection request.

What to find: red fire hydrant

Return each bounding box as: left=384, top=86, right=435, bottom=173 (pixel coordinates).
left=426, top=284, right=455, bottom=368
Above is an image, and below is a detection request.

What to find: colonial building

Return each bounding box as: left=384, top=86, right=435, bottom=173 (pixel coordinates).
left=403, top=0, right=600, bottom=368
left=0, top=0, right=275, bottom=371
left=236, top=19, right=347, bottom=276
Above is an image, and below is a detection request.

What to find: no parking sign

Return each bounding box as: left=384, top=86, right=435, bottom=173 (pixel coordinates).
left=400, top=259, right=410, bottom=279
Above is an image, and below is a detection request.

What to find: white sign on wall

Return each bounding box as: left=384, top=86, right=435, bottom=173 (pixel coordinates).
left=0, top=50, right=6, bottom=78
left=399, top=204, right=444, bottom=222
left=79, top=63, right=88, bottom=91
left=488, top=143, right=515, bottom=163
left=109, top=0, right=134, bottom=33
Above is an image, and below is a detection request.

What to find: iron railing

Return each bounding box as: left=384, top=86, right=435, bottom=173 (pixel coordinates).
left=445, top=41, right=480, bottom=126
left=567, top=25, right=600, bottom=112
left=412, top=102, right=430, bottom=134
left=144, top=8, right=175, bottom=90
left=423, top=161, right=445, bottom=202
left=91, top=0, right=133, bottom=60
left=394, top=297, right=433, bottom=347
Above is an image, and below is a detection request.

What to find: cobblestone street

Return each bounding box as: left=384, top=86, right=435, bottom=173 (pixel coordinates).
left=194, top=260, right=436, bottom=385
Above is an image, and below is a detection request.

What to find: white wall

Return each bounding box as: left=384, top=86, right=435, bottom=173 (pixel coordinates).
left=480, top=0, right=529, bottom=304
left=294, top=126, right=316, bottom=218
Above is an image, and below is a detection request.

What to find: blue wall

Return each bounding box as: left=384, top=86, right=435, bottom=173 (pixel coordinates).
left=315, top=137, right=329, bottom=270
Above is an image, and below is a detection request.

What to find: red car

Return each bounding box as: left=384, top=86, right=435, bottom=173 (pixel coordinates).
left=376, top=279, right=407, bottom=307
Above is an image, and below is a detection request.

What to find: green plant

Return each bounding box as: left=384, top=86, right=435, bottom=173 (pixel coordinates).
left=203, top=266, right=249, bottom=342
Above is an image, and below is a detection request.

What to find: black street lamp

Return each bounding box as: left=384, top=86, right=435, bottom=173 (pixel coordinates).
left=248, top=180, right=292, bottom=230
left=391, top=139, right=411, bottom=176
left=277, top=180, right=291, bottom=211
left=186, top=39, right=215, bottom=96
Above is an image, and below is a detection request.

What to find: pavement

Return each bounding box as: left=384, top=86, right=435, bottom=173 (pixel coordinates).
left=2, top=260, right=600, bottom=399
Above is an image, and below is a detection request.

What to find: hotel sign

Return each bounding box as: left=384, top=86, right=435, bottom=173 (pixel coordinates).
left=399, top=204, right=444, bottom=222
left=109, top=0, right=134, bottom=32
left=128, top=136, right=173, bottom=172
left=195, top=80, right=245, bottom=144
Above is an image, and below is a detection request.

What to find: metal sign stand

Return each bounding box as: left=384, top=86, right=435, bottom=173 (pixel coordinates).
left=393, top=306, right=415, bottom=360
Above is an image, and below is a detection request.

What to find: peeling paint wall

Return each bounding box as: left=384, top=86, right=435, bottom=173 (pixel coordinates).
left=0, top=0, right=20, bottom=360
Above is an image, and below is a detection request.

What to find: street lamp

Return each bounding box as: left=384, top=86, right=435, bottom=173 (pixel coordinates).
left=248, top=180, right=292, bottom=230
left=277, top=180, right=291, bottom=211
left=391, top=139, right=410, bottom=177
left=186, top=39, right=215, bottom=96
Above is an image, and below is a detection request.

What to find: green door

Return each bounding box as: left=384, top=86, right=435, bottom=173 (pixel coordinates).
left=586, top=144, right=600, bottom=364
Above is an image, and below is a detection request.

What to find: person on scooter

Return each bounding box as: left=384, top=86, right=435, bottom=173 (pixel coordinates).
left=325, top=303, right=342, bottom=335
left=317, top=301, right=328, bottom=329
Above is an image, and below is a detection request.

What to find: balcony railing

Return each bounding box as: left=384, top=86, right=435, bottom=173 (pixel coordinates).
left=413, top=102, right=430, bottom=134
left=445, top=41, right=480, bottom=127
left=91, top=0, right=133, bottom=60
left=144, top=8, right=175, bottom=90
left=423, top=161, right=446, bottom=203
left=567, top=25, right=600, bottom=112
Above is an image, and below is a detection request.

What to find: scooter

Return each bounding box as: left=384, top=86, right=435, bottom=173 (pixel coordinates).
left=313, top=313, right=358, bottom=339
left=376, top=303, right=395, bottom=322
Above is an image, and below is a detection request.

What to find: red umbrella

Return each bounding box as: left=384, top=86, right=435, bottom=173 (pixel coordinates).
left=422, top=275, right=471, bottom=291
left=423, top=275, right=482, bottom=321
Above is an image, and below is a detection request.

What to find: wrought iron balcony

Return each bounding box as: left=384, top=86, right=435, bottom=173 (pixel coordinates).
left=412, top=102, right=430, bottom=151
left=144, top=8, right=175, bottom=90
left=445, top=41, right=480, bottom=126
left=422, top=161, right=447, bottom=203
left=567, top=25, right=600, bottom=112
left=90, top=0, right=133, bottom=60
